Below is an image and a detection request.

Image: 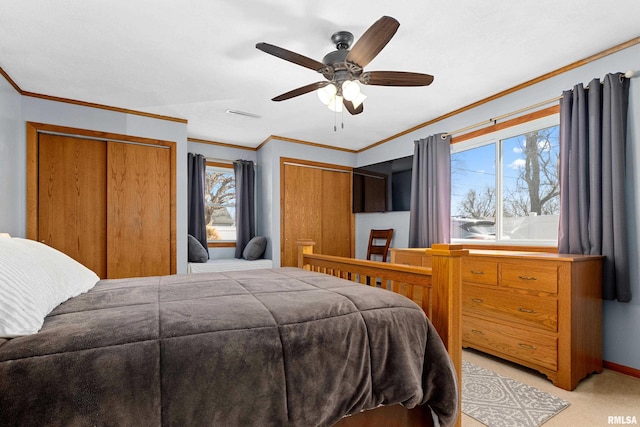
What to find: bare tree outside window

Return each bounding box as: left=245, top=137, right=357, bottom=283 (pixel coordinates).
left=451, top=143, right=495, bottom=219
left=205, top=165, right=236, bottom=241
left=504, top=127, right=560, bottom=217
left=451, top=123, right=560, bottom=242
left=458, top=186, right=496, bottom=218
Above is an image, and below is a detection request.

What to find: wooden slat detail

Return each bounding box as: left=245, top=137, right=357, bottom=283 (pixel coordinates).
left=301, top=252, right=435, bottom=311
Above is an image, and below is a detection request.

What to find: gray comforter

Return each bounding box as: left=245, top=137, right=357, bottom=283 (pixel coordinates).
left=0, top=267, right=458, bottom=427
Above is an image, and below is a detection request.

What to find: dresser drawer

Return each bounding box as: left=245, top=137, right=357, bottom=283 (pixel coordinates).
left=463, top=285, right=557, bottom=332
left=392, top=251, right=431, bottom=268
left=462, top=259, right=498, bottom=286
left=463, top=315, right=558, bottom=370
left=501, top=262, right=558, bottom=294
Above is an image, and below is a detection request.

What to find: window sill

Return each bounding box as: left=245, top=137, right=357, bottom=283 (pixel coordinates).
left=453, top=241, right=558, bottom=253
left=208, top=241, right=236, bottom=248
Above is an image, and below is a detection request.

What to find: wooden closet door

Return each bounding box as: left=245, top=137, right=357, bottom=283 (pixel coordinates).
left=320, top=169, right=352, bottom=258
left=107, top=142, right=171, bottom=278
left=38, top=134, right=108, bottom=278
left=281, top=161, right=353, bottom=267
left=282, top=163, right=322, bottom=267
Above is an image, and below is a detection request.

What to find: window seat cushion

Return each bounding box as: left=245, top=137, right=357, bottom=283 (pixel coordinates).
left=187, top=258, right=273, bottom=274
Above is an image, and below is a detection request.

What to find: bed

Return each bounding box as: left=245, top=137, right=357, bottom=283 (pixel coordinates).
left=0, top=237, right=463, bottom=427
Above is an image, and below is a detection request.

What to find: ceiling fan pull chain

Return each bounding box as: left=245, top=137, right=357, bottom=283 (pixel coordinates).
left=334, top=109, right=337, bottom=132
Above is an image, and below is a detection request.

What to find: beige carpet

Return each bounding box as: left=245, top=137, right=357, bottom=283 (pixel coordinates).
left=462, top=349, right=640, bottom=427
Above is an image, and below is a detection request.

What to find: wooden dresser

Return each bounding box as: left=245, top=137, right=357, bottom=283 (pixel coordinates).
left=390, top=248, right=604, bottom=390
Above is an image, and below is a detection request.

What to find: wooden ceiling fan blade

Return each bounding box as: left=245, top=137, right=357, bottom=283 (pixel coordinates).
left=345, top=16, right=399, bottom=68
left=360, top=71, right=434, bottom=86
left=343, top=99, right=364, bottom=115
left=256, top=42, right=327, bottom=72
left=272, top=81, right=329, bottom=101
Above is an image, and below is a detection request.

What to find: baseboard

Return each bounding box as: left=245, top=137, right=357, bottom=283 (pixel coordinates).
left=604, top=360, right=640, bottom=379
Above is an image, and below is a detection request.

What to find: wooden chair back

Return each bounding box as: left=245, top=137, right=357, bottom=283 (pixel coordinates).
left=366, top=229, right=394, bottom=262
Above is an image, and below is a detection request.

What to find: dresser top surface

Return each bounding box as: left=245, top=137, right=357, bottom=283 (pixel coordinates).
left=390, top=247, right=604, bottom=262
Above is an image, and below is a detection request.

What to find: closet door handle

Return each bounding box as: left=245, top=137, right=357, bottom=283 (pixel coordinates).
left=518, top=275, right=537, bottom=281
left=518, top=307, right=537, bottom=314
left=470, top=270, right=485, bottom=275
left=518, top=343, right=537, bottom=350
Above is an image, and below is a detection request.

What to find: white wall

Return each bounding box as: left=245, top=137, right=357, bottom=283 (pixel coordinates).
left=354, top=43, right=640, bottom=370
left=0, top=77, right=23, bottom=237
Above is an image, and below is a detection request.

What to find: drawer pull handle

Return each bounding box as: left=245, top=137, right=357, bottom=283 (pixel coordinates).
left=518, top=307, right=537, bottom=314
left=518, top=343, right=537, bottom=350
left=470, top=270, right=485, bottom=275
left=471, top=329, right=485, bottom=335
left=518, top=275, right=537, bottom=281
left=471, top=298, right=485, bottom=303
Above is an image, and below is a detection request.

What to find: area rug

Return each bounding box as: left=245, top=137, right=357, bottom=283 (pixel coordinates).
left=462, top=360, right=570, bottom=427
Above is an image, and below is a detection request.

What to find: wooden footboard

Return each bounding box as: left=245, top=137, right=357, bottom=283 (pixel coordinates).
left=297, top=241, right=466, bottom=427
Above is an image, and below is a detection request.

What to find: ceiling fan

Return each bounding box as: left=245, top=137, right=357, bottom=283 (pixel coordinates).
left=255, top=16, right=434, bottom=115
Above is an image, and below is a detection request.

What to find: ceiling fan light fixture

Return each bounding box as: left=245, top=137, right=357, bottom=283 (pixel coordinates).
left=317, top=83, right=337, bottom=105
left=341, top=80, right=361, bottom=101
left=351, top=92, right=367, bottom=109
left=327, top=95, right=343, bottom=112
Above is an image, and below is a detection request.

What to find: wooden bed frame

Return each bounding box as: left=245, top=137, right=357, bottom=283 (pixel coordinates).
left=296, top=241, right=467, bottom=427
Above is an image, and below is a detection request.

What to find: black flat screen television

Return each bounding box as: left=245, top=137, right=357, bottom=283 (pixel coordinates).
left=352, top=155, right=413, bottom=213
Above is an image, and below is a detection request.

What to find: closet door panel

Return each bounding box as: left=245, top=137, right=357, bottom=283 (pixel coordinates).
left=38, top=134, right=107, bottom=278
left=321, top=169, right=352, bottom=258
left=282, top=163, right=323, bottom=267
left=107, top=142, right=171, bottom=278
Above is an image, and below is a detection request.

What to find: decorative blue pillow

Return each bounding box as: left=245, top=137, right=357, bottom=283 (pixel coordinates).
left=242, top=236, right=267, bottom=260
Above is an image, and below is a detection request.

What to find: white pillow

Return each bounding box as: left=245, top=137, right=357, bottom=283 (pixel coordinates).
left=0, top=238, right=100, bottom=338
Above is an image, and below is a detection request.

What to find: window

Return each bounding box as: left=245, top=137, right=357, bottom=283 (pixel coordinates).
left=451, top=114, right=560, bottom=245
left=205, top=162, right=236, bottom=244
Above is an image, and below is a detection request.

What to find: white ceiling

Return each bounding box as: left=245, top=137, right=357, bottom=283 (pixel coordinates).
left=1, top=1, right=639, bottom=151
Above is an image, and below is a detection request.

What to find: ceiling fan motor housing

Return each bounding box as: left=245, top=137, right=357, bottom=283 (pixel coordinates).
left=322, top=49, right=348, bottom=67
left=322, top=31, right=363, bottom=82
left=331, top=31, right=353, bottom=50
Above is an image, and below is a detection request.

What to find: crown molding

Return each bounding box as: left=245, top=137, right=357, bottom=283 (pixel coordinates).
left=188, top=137, right=257, bottom=151
left=358, top=35, right=640, bottom=153
left=0, top=67, right=187, bottom=124
left=260, top=135, right=357, bottom=153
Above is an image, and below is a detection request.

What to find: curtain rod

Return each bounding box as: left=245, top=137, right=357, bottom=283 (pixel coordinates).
left=441, top=96, right=561, bottom=139
left=441, top=70, right=636, bottom=139
left=205, top=157, right=256, bottom=165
